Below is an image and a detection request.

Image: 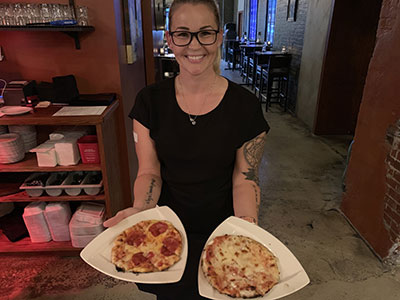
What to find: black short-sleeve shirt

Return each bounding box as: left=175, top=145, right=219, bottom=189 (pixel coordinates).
left=129, top=77, right=269, bottom=235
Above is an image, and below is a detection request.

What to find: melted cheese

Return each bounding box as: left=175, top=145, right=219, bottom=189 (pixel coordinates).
left=202, top=235, right=280, bottom=298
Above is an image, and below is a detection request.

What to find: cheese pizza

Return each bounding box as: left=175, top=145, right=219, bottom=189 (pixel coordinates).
left=111, top=220, right=182, bottom=273
left=201, top=234, right=280, bottom=298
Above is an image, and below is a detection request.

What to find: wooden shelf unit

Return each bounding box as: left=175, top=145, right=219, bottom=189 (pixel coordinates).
left=0, top=101, right=131, bottom=254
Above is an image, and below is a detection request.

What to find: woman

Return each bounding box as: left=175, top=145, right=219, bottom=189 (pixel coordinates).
left=104, top=0, right=269, bottom=298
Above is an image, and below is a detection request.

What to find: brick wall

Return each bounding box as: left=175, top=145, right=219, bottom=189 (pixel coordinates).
left=273, top=0, right=309, bottom=112
left=384, top=121, right=400, bottom=263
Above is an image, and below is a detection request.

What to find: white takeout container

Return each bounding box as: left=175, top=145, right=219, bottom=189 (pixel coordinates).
left=30, top=141, right=57, bottom=167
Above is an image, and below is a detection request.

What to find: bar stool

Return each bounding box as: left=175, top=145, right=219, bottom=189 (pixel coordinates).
left=243, top=50, right=257, bottom=85
left=240, top=48, right=249, bottom=80
left=254, top=63, right=269, bottom=98
left=252, top=54, right=270, bottom=92
left=259, top=55, right=291, bottom=111
left=247, top=54, right=255, bottom=87
left=227, top=41, right=240, bottom=70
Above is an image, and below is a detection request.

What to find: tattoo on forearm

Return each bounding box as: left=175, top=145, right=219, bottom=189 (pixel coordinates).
left=242, top=134, right=267, bottom=185
left=145, top=179, right=156, bottom=205
left=254, top=184, right=260, bottom=216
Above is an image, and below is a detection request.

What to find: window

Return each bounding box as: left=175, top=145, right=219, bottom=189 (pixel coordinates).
left=265, top=0, right=277, bottom=44
left=248, top=0, right=258, bottom=41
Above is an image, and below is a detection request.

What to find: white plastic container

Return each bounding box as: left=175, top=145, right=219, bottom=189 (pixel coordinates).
left=44, top=202, right=71, bottom=242
left=82, top=172, right=103, bottom=195
left=54, top=138, right=81, bottom=166
left=19, top=173, right=49, bottom=197
left=62, top=172, right=86, bottom=196
left=30, top=141, right=57, bottom=167
left=23, top=202, right=52, bottom=243
left=45, top=172, right=68, bottom=196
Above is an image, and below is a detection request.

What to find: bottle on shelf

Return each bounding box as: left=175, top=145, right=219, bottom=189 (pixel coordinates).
left=256, top=32, right=261, bottom=43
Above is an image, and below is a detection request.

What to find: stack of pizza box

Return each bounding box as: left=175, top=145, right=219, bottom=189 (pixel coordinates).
left=69, top=202, right=105, bottom=248
left=44, top=202, right=71, bottom=242
left=23, top=202, right=52, bottom=243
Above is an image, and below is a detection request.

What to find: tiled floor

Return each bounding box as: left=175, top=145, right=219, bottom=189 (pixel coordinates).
left=1, top=62, right=399, bottom=300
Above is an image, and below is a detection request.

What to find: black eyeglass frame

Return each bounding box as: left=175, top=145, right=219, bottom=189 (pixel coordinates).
left=169, top=29, right=220, bottom=47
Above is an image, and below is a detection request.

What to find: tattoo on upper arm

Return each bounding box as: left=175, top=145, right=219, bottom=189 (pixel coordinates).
left=241, top=134, right=267, bottom=185
left=145, top=178, right=156, bottom=205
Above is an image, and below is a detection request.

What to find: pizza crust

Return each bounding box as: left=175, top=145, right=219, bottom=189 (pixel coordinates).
left=111, top=220, right=182, bottom=273
left=201, top=234, right=280, bottom=298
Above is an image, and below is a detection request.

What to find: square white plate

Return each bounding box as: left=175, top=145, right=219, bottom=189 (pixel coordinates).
left=80, top=206, right=188, bottom=283
left=198, top=216, right=309, bottom=300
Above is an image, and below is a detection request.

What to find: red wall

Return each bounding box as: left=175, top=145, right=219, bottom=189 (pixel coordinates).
left=0, top=0, right=121, bottom=94
left=341, top=0, right=400, bottom=258
left=0, top=0, right=149, bottom=206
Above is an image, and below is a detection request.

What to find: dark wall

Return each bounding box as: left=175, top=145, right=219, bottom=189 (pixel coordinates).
left=221, top=0, right=235, bottom=25
left=113, top=0, right=147, bottom=192
left=273, top=0, right=309, bottom=112
left=314, top=0, right=382, bottom=135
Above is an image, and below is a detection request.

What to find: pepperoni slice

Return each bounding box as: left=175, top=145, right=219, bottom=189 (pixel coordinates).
left=126, top=230, right=146, bottom=246
left=149, top=221, right=168, bottom=237
left=161, top=237, right=180, bottom=256
left=161, top=245, right=174, bottom=256
left=132, top=252, right=147, bottom=265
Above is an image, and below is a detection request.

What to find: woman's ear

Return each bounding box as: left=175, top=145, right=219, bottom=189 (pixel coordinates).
left=217, top=30, right=223, bottom=46
left=165, top=31, right=173, bottom=48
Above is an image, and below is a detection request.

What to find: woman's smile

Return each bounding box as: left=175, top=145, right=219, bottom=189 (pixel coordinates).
left=185, top=54, right=206, bottom=63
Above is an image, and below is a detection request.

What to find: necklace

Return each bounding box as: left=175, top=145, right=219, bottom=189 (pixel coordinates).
left=178, top=75, right=217, bottom=125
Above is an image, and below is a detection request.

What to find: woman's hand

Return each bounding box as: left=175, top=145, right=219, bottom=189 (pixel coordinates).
left=103, top=207, right=143, bottom=227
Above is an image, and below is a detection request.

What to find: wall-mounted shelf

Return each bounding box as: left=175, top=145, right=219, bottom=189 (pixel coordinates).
left=0, top=25, right=95, bottom=49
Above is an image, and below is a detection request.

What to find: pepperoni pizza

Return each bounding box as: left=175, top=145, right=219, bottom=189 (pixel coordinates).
left=111, top=220, right=182, bottom=273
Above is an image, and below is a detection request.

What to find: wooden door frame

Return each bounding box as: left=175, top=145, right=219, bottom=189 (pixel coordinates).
left=238, top=10, right=243, bottom=38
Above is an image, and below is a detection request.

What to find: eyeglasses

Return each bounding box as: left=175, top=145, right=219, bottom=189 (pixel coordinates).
left=169, top=30, right=219, bottom=46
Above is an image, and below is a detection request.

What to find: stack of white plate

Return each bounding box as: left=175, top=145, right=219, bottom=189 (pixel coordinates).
left=8, top=125, right=37, bottom=153
left=0, top=133, right=25, bottom=164
left=0, top=126, right=7, bottom=135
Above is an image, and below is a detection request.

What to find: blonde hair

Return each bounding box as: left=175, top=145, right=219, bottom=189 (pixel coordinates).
left=168, top=0, right=221, bottom=74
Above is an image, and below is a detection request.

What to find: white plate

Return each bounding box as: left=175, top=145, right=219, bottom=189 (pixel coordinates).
left=0, top=106, right=33, bottom=115
left=80, top=206, right=188, bottom=284
left=198, top=216, right=310, bottom=300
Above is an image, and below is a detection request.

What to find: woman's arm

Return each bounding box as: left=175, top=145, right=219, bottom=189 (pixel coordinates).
left=103, top=120, right=162, bottom=227
left=232, top=132, right=267, bottom=224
